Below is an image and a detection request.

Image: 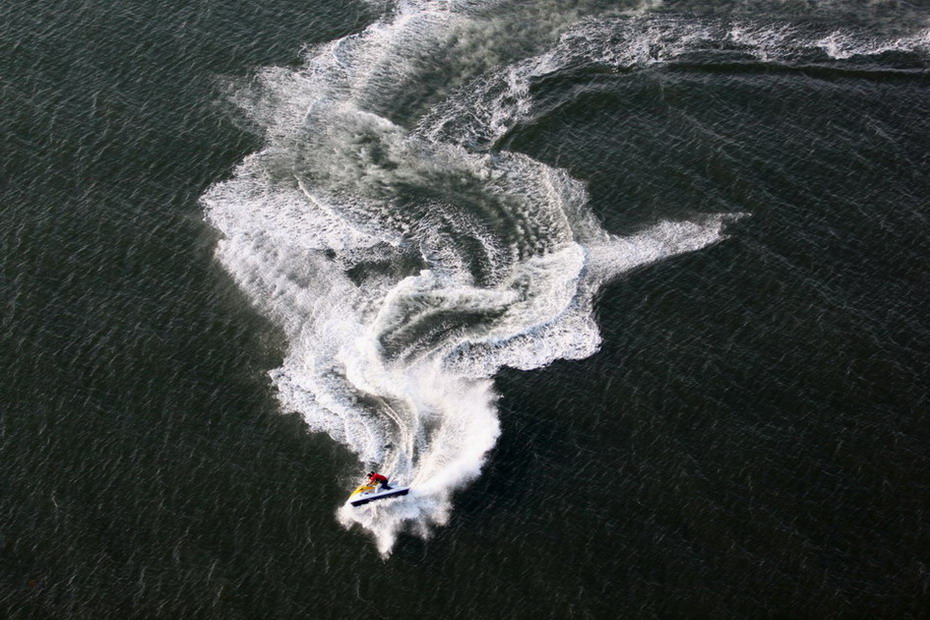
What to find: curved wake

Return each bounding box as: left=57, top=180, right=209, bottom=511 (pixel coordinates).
left=200, top=0, right=927, bottom=554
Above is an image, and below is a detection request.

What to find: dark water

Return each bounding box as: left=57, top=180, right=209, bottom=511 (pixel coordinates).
left=3, top=0, right=929, bottom=617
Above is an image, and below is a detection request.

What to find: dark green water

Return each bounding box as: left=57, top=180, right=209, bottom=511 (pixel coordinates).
left=2, top=0, right=929, bottom=617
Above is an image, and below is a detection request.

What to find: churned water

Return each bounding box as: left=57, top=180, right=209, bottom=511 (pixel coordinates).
left=2, top=0, right=929, bottom=616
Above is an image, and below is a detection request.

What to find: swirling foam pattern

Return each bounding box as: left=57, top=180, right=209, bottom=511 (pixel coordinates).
left=203, top=1, right=749, bottom=555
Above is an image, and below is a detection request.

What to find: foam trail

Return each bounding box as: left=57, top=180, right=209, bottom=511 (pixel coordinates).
left=199, top=1, right=777, bottom=555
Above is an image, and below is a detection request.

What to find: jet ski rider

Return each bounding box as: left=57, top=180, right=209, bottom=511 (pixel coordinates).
left=368, top=471, right=390, bottom=490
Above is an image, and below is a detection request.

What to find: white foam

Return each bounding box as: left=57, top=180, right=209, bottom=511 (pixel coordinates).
left=193, top=2, right=881, bottom=556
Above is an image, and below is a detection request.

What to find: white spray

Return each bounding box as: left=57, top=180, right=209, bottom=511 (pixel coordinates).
left=201, top=2, right=768, bottom=555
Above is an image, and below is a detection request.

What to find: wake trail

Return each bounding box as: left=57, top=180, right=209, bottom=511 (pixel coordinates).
left=198, top=0, right=930, bottom=554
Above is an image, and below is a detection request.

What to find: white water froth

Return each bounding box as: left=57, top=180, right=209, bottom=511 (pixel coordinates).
left=200, top=3, right=777, bottom=555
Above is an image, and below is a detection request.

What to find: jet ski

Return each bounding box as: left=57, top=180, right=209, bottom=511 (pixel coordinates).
left=347, top=480, right=409, bottom=506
